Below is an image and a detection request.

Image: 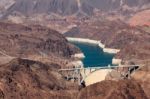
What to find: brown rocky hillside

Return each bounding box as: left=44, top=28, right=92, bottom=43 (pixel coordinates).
left=77, top=80, right=148, bottom=99
left=0, top=58, right=78, bottom=99
left=0, top=22, right=78, bottom=58
left=129, top=10, right=150, bottom=26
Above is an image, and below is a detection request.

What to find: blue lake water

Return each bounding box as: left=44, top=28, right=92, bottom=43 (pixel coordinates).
left=70, top=41, right=115, bottom=67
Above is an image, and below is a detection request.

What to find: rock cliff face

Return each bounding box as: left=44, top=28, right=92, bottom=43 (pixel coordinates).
left=0, top=0, right=149, bottom=17
left=0, top=22, right=78, bottom=58
left=131, top=65, right=150, bottom=99
left=0, top=58, right=78, bottom=99
left=77, top=80, right=148, bottom=99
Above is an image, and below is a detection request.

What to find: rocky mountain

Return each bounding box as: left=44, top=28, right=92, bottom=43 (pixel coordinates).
left=77, top=80, right=148, bottom=99
left=0, top=58, right=78, bottom=99
left=0, top=21, right=80, bottom=99
left=0, top=0, right=149, bottom=18
left=0, top=21, right=78, bottom=58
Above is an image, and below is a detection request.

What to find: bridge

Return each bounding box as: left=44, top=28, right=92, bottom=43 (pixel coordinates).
left=59, top=64, right=144, bottom=86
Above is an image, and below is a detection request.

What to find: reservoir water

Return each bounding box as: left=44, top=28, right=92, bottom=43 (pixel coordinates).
left=70, top=41, right=115, bottom=67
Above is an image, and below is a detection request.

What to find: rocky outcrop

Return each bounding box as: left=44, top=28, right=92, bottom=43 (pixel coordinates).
left=77, top=80, right=148, bottom=99
left=0, top=58, right=78, bottom=99
left=131, top=64, right=150, bottom=99
left=0, top=22, right=78, bottom=58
